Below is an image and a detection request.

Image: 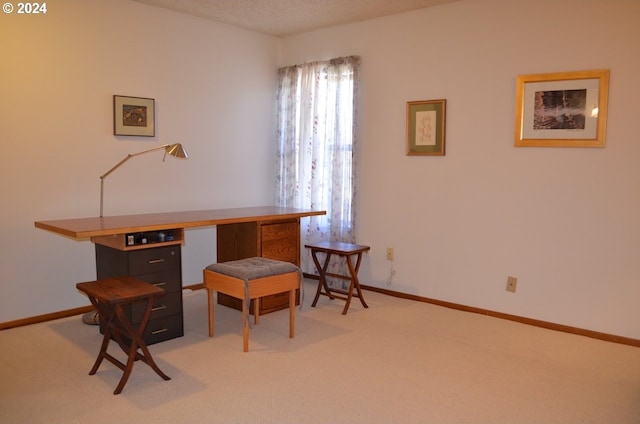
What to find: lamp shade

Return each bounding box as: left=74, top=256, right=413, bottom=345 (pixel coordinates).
left=165, top=143, right=188, bottom=159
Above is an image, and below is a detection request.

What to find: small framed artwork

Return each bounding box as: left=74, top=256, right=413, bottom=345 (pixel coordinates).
left=406, top=99, right=446, bottom=156
left=514, top=69, right=609, bottom=147
left=113, top=95, right=155, bottom=137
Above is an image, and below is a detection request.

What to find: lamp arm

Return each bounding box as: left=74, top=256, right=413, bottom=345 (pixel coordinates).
left=99, top=144, right=170, bottom=217
left=99, top=144, right=170, bottom=180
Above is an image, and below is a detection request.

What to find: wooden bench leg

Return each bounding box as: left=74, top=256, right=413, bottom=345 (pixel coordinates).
left=242, top=294, right=249, bottom=353
left=289, top=288, right=295, bottom=338
left=255, top=297, right=260, bottom=325
left=207, top=287, right=215, bottom=337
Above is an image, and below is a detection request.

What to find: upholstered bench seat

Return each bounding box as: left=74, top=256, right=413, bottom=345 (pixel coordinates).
left=203, top=257, right=300, bottom=352
left=206, top=257, right=299, bottom=282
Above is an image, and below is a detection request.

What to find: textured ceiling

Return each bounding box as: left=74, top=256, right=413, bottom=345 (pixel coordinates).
left=131, top=0, right=461, bottom=37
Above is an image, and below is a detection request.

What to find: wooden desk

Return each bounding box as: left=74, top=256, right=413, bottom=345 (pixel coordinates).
left=35, top=206, right=325, bottom=343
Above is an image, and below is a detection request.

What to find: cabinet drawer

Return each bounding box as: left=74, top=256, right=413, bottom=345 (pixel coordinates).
left=134, top=268, right=182, bottom=293
left=131, top=290, right=182, bottom=324
left=129, top=246, right=181, bottom=275
left=143, top=314, right=184, bottom=345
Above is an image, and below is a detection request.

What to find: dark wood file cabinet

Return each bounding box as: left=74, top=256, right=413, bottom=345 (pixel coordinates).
left=95, top=243, right=184, bottom=345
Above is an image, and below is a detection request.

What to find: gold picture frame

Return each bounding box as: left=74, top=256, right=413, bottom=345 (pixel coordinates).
left=113, top=95, right=155, bottom=137
left=514, top=70, right=609, bottom=147
left=406, top=99, right=446, bottom=156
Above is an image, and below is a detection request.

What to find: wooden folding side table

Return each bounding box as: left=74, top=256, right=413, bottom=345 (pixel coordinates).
left=305, top=241, right=370, bottom=315
left=76, top=276, right=171, bottom=394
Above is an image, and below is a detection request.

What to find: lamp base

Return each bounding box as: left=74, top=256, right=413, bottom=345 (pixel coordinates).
left=81, top=310, right=100, bottom=325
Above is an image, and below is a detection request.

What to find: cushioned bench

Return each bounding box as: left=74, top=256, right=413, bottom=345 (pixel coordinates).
left=203, top=257, right=300, bottom=352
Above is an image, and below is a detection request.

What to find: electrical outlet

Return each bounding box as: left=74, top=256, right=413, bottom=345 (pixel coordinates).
left=386, top=248, right=394, bottom=261
left=506, top=276, right=517, bottom=293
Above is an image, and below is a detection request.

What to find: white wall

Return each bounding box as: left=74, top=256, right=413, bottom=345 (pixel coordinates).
left=0, top=0, right=279, bottom=322
left=280, top=0, right=640, bottom=339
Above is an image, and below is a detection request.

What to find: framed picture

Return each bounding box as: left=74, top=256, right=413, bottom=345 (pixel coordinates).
left=406, top=99, right=446, bottom=156
left=514, top=70, right=609, bottom=147
left=113, top=95, right=155, bottom=137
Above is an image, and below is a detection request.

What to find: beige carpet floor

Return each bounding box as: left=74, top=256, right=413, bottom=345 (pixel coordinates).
left=1, top=279, right=639, bottom=424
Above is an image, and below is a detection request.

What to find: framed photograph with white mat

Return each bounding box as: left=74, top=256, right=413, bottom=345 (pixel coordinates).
left=514, top=70, right=609, bottom=147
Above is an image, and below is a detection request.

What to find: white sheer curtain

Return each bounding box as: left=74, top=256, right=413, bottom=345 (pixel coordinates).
left=275, top=56, right=360, bottom=276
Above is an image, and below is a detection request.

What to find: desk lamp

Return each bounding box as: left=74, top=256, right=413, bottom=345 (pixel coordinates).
left=99, top=143, right=188, bottom=217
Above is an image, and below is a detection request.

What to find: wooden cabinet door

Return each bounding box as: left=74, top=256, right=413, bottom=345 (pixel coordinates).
left=260, top=219, right=299, bottom=265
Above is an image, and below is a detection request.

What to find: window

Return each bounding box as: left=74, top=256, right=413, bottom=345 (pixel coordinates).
left=275, top=56, right=360, bottom=274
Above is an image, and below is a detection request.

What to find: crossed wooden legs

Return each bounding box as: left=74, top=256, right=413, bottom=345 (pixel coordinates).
left=306, top=242, right=371, bottom=315
left=88, top=297, right=171, bottom=394
left=76, top=277, right=171, bottom=395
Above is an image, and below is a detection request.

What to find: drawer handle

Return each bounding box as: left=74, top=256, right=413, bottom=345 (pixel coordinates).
left=151, top=305, right=167, bottom=312
left=148, top=259, right=166, bottom=264
left=151, top=328, right=169, bottom=335
left=152, top=282, right=166, bottom=287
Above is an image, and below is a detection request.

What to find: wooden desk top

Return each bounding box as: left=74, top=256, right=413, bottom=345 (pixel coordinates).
left=35, top=206, right=325, bottom=239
